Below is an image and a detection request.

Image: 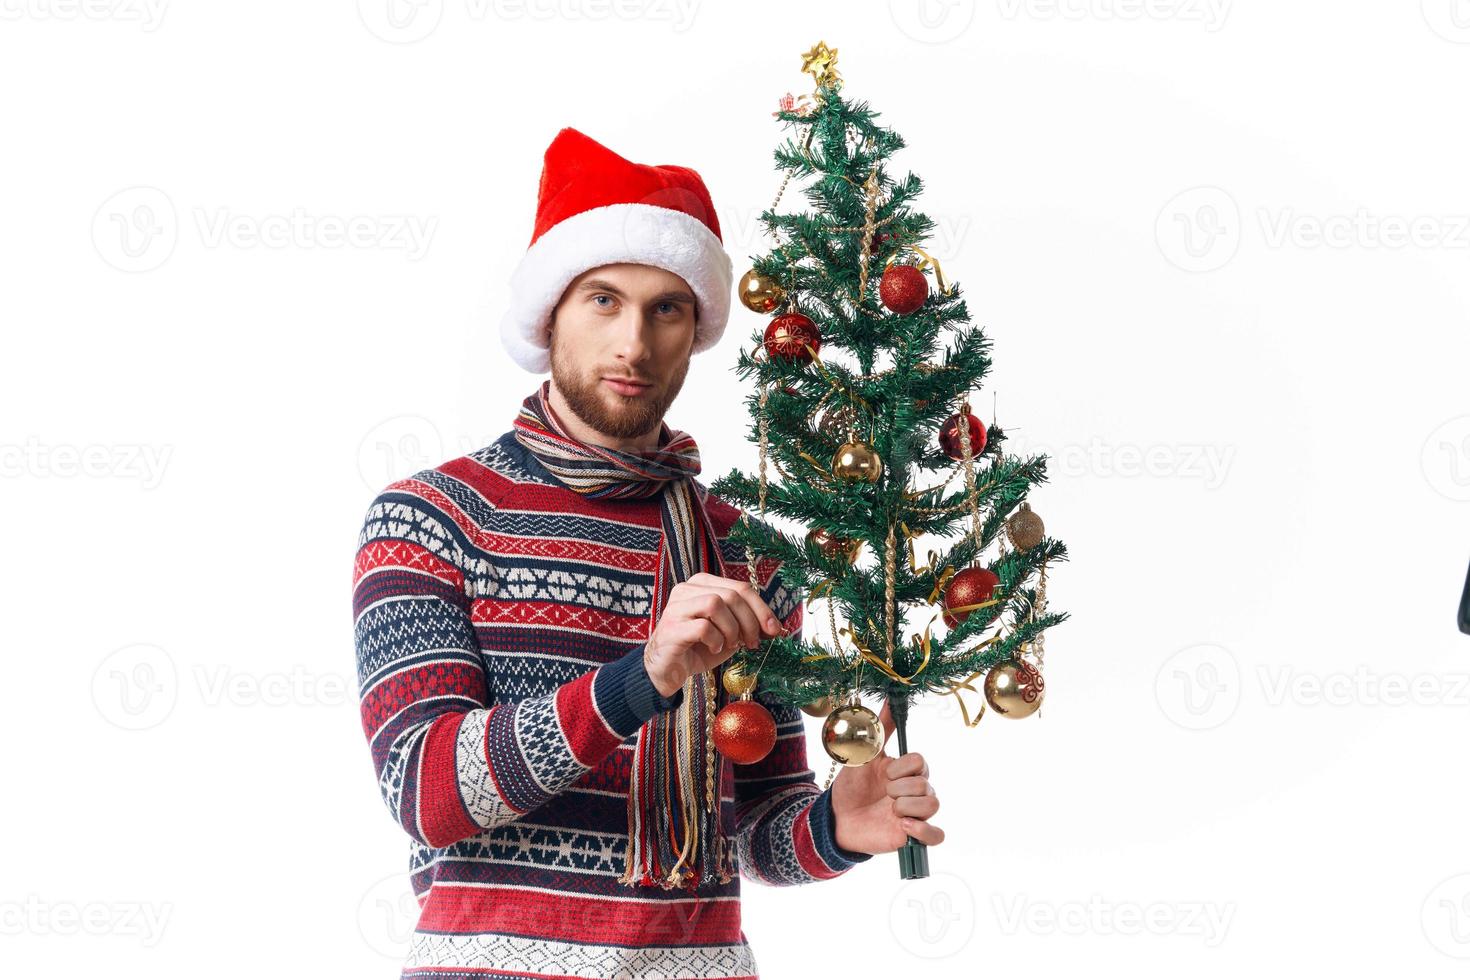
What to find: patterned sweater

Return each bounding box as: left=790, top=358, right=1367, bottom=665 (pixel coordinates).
left=352, top=429, right=872, bottom=980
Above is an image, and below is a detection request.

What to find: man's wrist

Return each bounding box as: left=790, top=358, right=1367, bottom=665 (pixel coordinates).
left=643, top=645, right=684, bottom=700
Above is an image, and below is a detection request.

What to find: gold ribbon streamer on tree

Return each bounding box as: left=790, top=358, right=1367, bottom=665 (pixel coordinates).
left=900, top=521, right=939, bottom=576
left=840, top=622, right=930, bottom=685
left=928, top=565, right=956, bottom=606
left=939, top=668, right=989, bottom=728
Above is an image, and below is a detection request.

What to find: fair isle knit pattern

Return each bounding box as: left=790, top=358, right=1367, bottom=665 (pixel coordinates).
left=353, top=429, right=873, bottom=980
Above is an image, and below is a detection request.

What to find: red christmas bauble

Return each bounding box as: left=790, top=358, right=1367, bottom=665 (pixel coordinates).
left=938, top=411, right=987, bottom=460
left=764, top=313, right=820, bottom=362
left=879, top=264, right=928, bottom=314
left=713, top=699, right=777, bottom=764
left=942, top=566, right=1000, bottom=629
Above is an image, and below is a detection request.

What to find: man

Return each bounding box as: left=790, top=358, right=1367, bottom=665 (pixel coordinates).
left=352, top=127, right=943, bottom=979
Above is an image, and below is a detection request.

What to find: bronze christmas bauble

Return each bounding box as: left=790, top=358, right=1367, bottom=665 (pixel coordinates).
left=941, top=566, right=1000, bottom=628
left=713, top=699, right=778, bottom=764
left=821, top=702, right=885, bottom=766
left=738, top=269, right=786, bottom=314
left=763, top=312, right=820, bottom=362
left=1006, top=501, right=1045, bottom=551
left=721, top=660, right=758, bottom=697
left=832, top=441, right=883, bottom=483
left=816, top=402, right=860, bottom=444
left=801, top=695, right=835, bottom=718
left=806, top=527, right=857, bottom=562
left=983, top=658, right=1045, bottom=719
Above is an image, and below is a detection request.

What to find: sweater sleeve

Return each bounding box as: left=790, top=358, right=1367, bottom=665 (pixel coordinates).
left=731, top=566, right=874, bottom=886
left=353, top=490, right=684, bottom=849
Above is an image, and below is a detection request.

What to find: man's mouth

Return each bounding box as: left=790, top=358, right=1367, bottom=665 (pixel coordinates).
left=603, top=376, right=653, bottom=397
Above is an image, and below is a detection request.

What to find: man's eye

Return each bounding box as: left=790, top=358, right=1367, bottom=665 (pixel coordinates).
left=593, top=294, right=615, bottom=309
left=657, top=302, right=680, bottom=316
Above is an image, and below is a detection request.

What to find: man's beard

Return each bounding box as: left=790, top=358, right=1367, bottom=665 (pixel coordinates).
left=549, top=337, right=689, bottom=443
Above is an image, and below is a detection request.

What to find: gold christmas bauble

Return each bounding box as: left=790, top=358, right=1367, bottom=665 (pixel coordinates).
left=821, top=702, right=885, bottom=766
left=832, top=441, right=883, bottom=483
left=1006, top=501, right=1045, bottom=551
left=801, top=695, right=835, bottom=718
left=983, top=658, right=1045, bottom=719
left=721, top=660, right=758, bottom=697
left=738, top=269, right=786, bottom=314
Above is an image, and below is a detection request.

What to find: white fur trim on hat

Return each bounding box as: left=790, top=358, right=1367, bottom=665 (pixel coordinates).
left=498, top=203, right=734, bottom=374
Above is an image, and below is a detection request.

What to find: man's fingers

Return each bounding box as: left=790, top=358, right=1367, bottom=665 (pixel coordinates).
left=677, top=618, right=724, bottom=657
left=721, top=577, right=782, bottom=635
left=695, top=594, right=744, bottom=655
left=885, top=775, right=934, bottom=800
left=887, top=751, right=926, bottom=779
left=671, top=593, right=741, bottom=654
left=702, top=583, right=763, bottom=650
left=894, top=794, right=941, bottom=820
left=676, top=576, right=780, bottom=642
left=900, top=818, right=945, bottom=846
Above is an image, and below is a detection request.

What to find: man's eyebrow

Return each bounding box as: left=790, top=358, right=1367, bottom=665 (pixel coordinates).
left=576, top=279, right=696, bottom=305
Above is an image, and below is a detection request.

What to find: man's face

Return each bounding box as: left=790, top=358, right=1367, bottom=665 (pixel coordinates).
left=548, top=263, right=697, bottom=442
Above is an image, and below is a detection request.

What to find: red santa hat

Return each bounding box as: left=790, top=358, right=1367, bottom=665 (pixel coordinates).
left=499, top=127, right=734, bottom=373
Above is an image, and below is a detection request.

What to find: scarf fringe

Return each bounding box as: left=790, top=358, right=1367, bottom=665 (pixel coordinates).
left=617, top=669, right=736, bottom=890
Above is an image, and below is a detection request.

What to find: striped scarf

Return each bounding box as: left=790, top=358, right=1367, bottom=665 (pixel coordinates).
left=513, top=381, right=735, bottom=890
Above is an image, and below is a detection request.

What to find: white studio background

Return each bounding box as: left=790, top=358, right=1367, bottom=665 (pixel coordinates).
left=2, top=2, right=1468, bottom=977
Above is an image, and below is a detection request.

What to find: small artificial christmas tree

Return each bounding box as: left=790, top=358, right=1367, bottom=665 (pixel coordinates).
left=709, top=42, right=1070, bottom=880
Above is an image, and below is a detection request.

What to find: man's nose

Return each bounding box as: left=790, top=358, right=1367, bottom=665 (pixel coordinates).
left=612, top=309, right=653, bottom=362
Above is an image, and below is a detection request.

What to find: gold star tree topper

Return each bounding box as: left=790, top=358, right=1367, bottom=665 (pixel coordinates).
left=800, top=41, right=842, bottom=89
